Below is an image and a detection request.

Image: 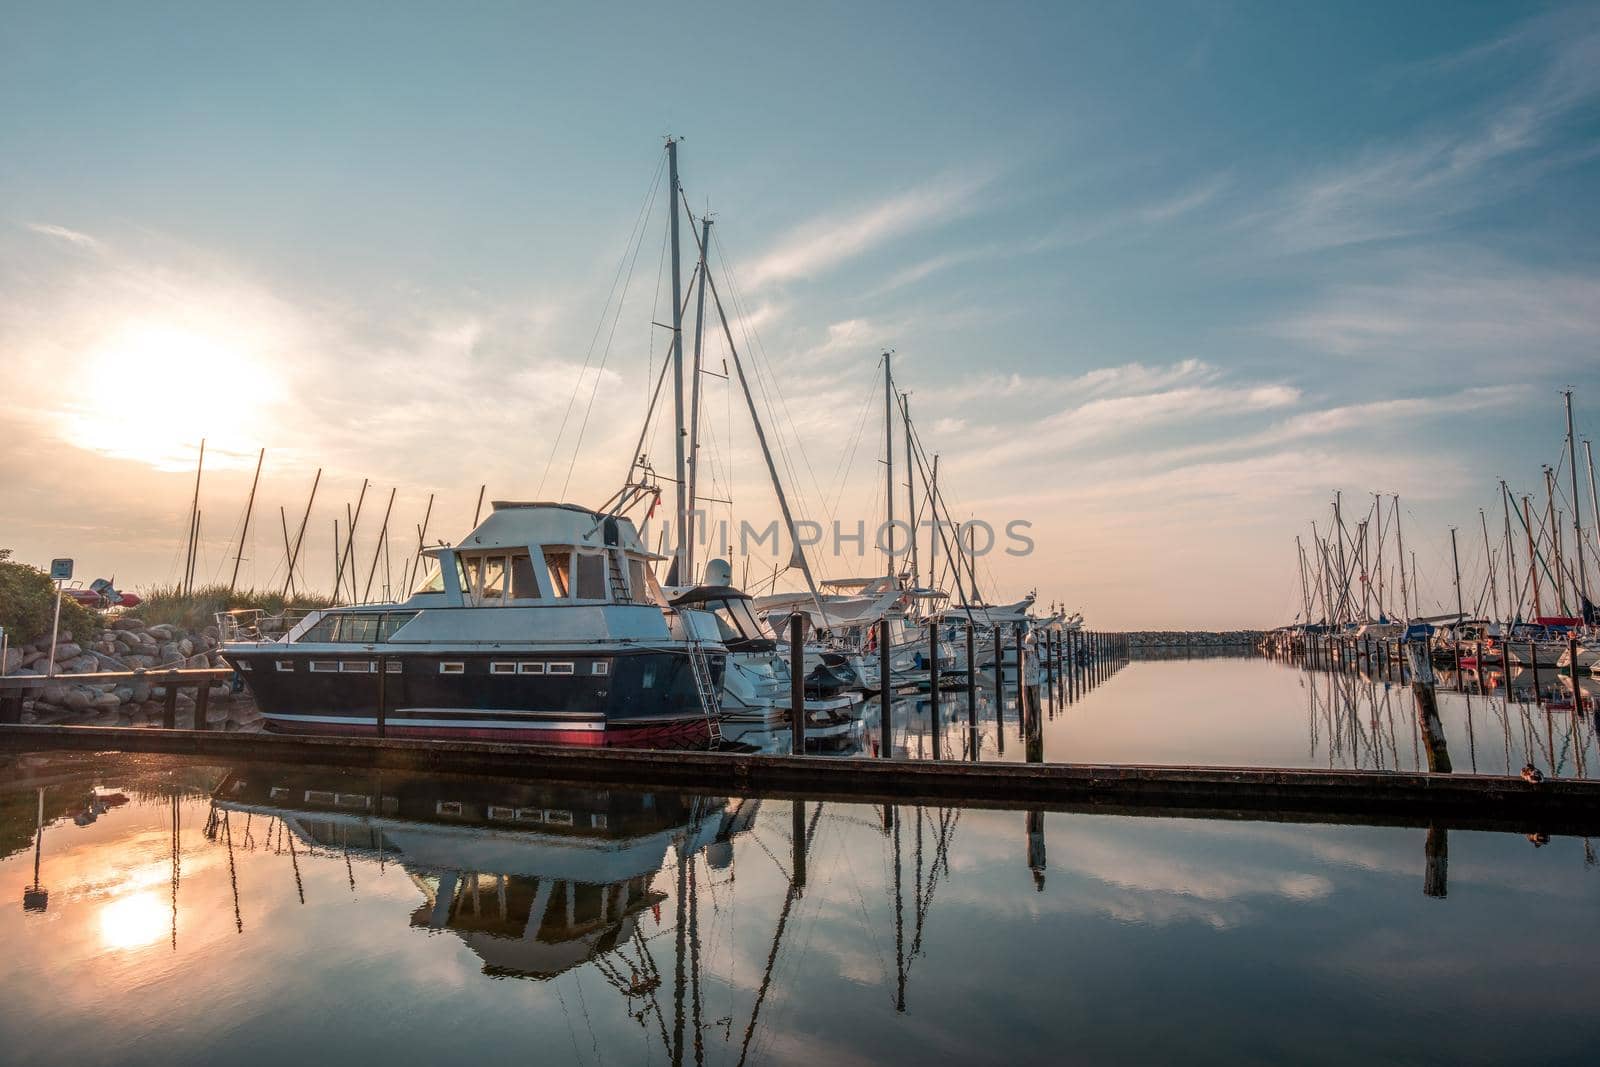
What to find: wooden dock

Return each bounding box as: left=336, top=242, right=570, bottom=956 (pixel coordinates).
left=3, top=724, right=1598, bottom=835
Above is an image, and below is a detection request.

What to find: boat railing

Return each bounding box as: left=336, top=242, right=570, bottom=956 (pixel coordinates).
left=215, top=608, right=320, bottom=643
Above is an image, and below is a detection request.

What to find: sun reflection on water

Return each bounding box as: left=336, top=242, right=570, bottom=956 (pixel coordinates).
left=97, top=890, right=168, bottom=952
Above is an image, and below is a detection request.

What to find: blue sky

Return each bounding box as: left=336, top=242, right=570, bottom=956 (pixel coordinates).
left=2, top=1, right=1598, bottom=627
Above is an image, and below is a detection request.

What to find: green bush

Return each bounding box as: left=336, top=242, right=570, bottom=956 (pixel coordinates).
left=0, top=549, right=103, bottom=645
left=129, top=583, right=336, bottom=632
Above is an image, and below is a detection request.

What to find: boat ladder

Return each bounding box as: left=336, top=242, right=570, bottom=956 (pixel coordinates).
left=687, top=641, right=723, bottom=745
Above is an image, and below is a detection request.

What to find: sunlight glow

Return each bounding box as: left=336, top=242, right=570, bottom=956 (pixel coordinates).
left=57, top=322, right=283, bottom=471
left=98, top=890, right=168, bottom=951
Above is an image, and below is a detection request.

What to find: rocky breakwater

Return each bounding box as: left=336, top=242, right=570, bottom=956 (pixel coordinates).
left=2, top=616, right=262, bottom=731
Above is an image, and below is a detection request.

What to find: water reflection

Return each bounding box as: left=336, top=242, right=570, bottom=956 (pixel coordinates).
left=3, top=751, right=1600, bottom=1065
left=213, top=768, right=755, bottom=990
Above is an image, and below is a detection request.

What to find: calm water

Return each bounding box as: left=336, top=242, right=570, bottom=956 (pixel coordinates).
left=765, top=655, right=1600, bottom=779
left=4, top=658, right=1600, bottom=1065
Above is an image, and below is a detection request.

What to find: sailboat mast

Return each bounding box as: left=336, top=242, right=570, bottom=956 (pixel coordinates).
left=929, top=454, right=939, bottom=589
left=228, top=446, right=265, bottom=595
left=1586, top=438, right=1600, bottom=593
left=1479, top=508, right=1497, bottom=622
left=903, top=392, right=917, bottom=591
left=1566, top=390, right=1589, bottom=613
left=667, top=137, right=688, bottom=583
left=1449, top=527, right=1464, bottom=625
left=183, top=438, right=206, bottom=596
left=1296, top=535, right=1312, bottom=624
left=1500, top=481, right=1518, bottom=624
left=1524, top=495, right=1543, bottom=618
left=686, top=216, right=712, bottom=584
left=883, top=351, right=896, bottom=583
left=1393, top=495, right=1409, bottom=621
left=1332, top=493, right=1347, bottom=626
left=1544, top=466, right=1568, bottom=615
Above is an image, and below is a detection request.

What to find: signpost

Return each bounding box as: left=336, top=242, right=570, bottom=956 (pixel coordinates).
left=45, top=559, right=72, bottom=678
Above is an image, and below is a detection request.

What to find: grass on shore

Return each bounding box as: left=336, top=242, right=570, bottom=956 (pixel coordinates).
left=130, top=584, right=337, bottom=632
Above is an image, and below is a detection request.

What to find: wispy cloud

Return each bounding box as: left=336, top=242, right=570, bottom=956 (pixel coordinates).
left=25, top=222, right=104, bottom=252
left=1268, top=257, right=1600, bottom=368
left=1266, top=8, right=1600, bottom=251
left=1137, top=174, right=1231, bottom=225
left=740, top=170, right=993, bottom=289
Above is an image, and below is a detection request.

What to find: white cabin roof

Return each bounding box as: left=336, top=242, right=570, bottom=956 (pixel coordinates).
left=451, top=501, right=655, bottom=556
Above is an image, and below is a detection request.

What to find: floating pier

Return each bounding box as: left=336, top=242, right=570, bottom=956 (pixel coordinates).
left=3, top=724, right=1598, bottom=834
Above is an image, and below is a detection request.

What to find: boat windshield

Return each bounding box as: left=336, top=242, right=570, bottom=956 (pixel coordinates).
left=708, top=597, right=769, bottom=641
left=412, top=556, right=469, bottom=596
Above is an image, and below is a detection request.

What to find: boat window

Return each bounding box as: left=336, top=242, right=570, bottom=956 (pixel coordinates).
left=518, top=662, right=545, bottom=674
left=548, top=662, right=574, bottom=675
left=439, top=662, right=464, bottom=675
left=300, top=614, right=341, bottom=642
left=509, top=552, right=540, bottom=599
left=339, top=660, right=373, bottom=673
left=379, top=611, right=417, bottom=640
left=340, top=614, right=381, bottom=643
left=478, top=556, right=507, bottom=601
left=544, top=551, right=572, bottom=597
left=628, top=558, right=665, bottom=605
left=575, top=552, right=607, bottom=600
left=490, top=662, right=516, bottom=675
left=310, top=661, right=338, bottom=672
left=413, top=565, right=444, bottom=594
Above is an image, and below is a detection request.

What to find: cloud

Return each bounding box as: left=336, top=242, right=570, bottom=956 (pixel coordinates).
left=1265, top=8, right=1600, bottom=251
left=25, top=222, right=104, bottom=252
left=740, top=170, right=993, bottom=289
left=1268, top=259, right=1600, bottom=369
left=1136, top=174, right=1231, bottom=225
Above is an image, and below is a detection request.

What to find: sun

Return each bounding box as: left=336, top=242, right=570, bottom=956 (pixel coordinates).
left=98, top=890, right=168, bottom=952
left=58, top=322, right=284, bottom=471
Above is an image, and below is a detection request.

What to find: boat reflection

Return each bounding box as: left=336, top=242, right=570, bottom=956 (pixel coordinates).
left=213, top=767, right=758, bottom=982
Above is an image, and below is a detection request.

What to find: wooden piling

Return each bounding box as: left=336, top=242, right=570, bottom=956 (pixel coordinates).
left=790, top=613, right=806, bottom=754
left=965, top=624, right=977, bottom=723
left=878, top=617, right=892, bottom=757
left=162, top=685, right=177, bottom=730
left=993, top=625, right=1006, bottom=736
left=193, top=681, right=209, bottom=732
left=928, top=619, right=941, bottom=760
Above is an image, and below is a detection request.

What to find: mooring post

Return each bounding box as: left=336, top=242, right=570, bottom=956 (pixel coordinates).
left=1570, top=634, right=1584, bottom=716
left=1424, top=825, right=1448, bottom=898
left=163, top=683, right=177, bottom=730
left=376, top=654, right=388, bottom=739
left=878, top=616, right=892, bottom=757
left=192, top=680, right=209, bottom=731
left=1528, top=639, right=1540, bottom=695
left=965, top=623, right=978, bottom=760
left=792, top=799, right=807, bottom=894
left=928, top=619, right=941, bottom=760
left=965, top=623, right=977, bottom=720
left=1045, top=630, right=1055, bottom=717
left=1405, top=640, right=1453, bottom=774
left=1016, top=623, right=1029, bottom=739
left=790, top=613, right=806, bottom=754
left=993, top=625, right=1006, bottom=732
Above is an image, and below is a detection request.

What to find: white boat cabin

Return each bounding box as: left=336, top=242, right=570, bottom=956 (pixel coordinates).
left=409, top=501, right=668, bottom=609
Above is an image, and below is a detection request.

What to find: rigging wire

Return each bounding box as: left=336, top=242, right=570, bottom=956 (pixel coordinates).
left=537, top=150, right=667, bottom=499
